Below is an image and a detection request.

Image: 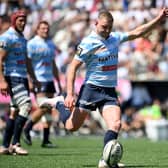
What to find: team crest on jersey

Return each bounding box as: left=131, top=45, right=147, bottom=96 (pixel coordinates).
left=76, top=46, right=83, bottom=56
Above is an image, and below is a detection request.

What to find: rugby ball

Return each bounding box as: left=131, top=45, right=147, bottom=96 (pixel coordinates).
left=103, top=140, right=123, bottom=166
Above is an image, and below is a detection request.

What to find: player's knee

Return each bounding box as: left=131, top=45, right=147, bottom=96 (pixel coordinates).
left=64, top=109, right=86, bottom=131
left=9, top=105, right=19, bottom=119
left=40, top=104, right=52, bottom=113
left=37, top=97, right=52, bottom=113
left=66, top=127, right=79, bottom=132
left=19, top=101, right=32, bottom=118
left=110, top=120, right=121, bottom=132
left=115, top=120, right=122, bottom=131
left=65, top=122, right=80, bottom=132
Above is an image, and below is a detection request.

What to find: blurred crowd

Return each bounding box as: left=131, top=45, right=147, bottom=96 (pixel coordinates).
left=1, top=0, right=168, bottom=84
left=0, top=0, right=168, bottom=138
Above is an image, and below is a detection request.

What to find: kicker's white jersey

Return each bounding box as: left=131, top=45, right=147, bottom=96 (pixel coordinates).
left=74, top=31, right=128, bottom=87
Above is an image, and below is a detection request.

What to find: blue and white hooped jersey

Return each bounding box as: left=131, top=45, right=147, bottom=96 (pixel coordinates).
left=0, top=27, right=27, bottom=77
left=27, top=35, right=56, bottom=82
left=75, top=31, right=128, bottom=87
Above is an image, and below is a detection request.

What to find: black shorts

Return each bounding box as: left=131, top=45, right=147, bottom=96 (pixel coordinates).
left=76, top=83, right=120, bottom=112
left=35, top=81, right=56, bottom=93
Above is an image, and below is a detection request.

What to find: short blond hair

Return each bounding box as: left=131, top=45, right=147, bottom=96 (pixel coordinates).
left=98, top=10, right=113, bottom=22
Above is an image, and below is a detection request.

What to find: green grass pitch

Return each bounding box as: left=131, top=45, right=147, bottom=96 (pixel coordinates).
left=0, top=135, right=168, bottom=168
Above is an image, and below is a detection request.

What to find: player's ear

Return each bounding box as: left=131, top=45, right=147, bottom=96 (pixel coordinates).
left=95, top=20, right=98, bottom=26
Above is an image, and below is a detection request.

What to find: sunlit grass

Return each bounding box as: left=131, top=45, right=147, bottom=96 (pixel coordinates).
left=0, top=135, right=168, bottom=168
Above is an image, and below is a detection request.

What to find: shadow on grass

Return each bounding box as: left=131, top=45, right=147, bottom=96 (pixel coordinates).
left=81, top=164, right=168, bottom=168
left=82, top=165, right=96, bottom=167
left=31, top=152, right=86, bottom=156
left=124, top=165, right=168, bottom=168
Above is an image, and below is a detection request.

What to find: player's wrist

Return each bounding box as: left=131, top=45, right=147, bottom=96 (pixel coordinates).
left=0, top=78, right=6, bottom=82
left=67, top=92, right=75, bottom=97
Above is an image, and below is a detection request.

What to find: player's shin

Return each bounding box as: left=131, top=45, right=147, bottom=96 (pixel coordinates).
left=2, top=118, right=15, bottom=148
left=104, top=130, right=118, bottom=147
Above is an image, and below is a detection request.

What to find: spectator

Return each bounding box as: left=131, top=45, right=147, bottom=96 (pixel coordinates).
left=130, top=83, right=152, bottom=110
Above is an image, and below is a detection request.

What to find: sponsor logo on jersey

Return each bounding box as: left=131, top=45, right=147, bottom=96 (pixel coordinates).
left=76, top=46, right=83, bottom=56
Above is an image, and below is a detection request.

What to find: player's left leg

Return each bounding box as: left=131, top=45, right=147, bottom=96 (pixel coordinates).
left=40, top=114, right=56, bottom=148
left=0, top=104, right=17, bottom=154
left=102, top=105, right=121, bottom=146
left=64, top=107, right=88, bottom=131
left=24, top=110, right=44, bottom=145
left=10, top=77, right=32, bottom=155
left=98, top=105, right=124, bottom=168
left=23, top=106, right=51, bottom=146
left=11, top=100, right=31, bottom=155
left=24, top=89, right=56, bottom=147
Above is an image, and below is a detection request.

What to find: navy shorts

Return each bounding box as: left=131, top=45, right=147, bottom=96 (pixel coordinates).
left=35, top=81, right=56, bottom=93
left=5, top=76, right=30, bottom=108
left=76, top=83, right=120, bottom=112
left=5, top=76, right=29, bottom=97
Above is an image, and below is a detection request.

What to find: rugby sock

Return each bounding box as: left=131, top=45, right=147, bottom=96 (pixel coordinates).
left=2, top=118, right=14, bottom=148
left=24, top=120, right=34, bottom=133
left=12, top=115, right=27, bottom=145
left=43, top=128, right=50, bottom=143
left=56, top=102, right=71, bottom=125
left=104, top=130, right=118, bottom=147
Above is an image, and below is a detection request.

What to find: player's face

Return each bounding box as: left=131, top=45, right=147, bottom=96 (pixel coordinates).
left=15, top=16, right=26, bottom=32
left=37, top=23, right=49, bottom=39
left=96, top=17, right=113, bottom=39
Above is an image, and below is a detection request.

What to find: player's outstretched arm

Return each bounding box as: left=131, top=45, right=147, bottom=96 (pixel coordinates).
left=127, top=7, right=168, bottom=41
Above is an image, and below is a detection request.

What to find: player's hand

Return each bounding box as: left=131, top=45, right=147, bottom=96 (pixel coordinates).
left=0, top=80, right=9, bottom=96
left=163, top=7, right=168, bottom=17
left=159, top=7, right=168, bottom=19
left=64, top=94, right=75, bottom=110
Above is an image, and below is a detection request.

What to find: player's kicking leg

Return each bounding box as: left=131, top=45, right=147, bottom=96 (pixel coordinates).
left=39, top=95, right=71, bottom=125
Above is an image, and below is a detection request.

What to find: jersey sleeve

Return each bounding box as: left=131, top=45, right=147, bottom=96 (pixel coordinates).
left=0, top=34, right=12, bottom=51
left=113, top=32, right=129, bottom=43
left=27, top=41, right=35, bottom=59
left=74, top=37, right=92, bottom=63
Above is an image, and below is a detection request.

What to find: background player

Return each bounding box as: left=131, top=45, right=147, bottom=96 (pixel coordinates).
left=0, top=10, right=40, bottom=155
left=23, top=20, right=62, bottom=148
